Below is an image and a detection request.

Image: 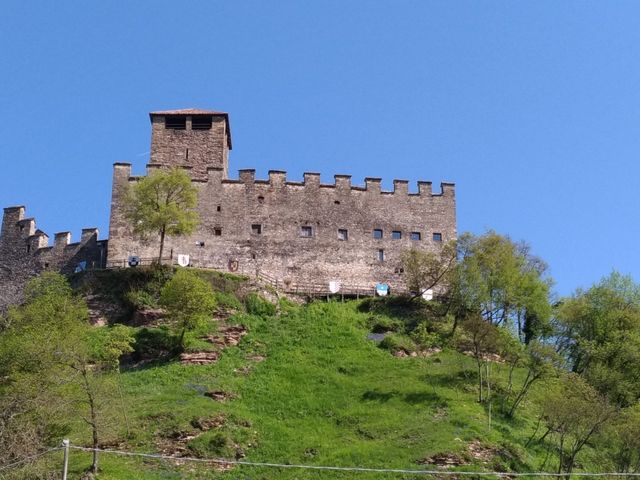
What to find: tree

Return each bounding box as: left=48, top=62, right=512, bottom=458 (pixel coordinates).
left=555, top=272, right=640, bottom=406
left=160, top=269, right=216, bottom=350
left=539, top=373, right=615, bottom=477
left=401, top=240, right=457, bottom=300
left=450, top=232, right=553, bottom=340
left=0, top=273, right=134, bottom=474
left=506, top=341, right=561, bottom=418
left=124, top=167, right=199, bottom=263
left=460, top=314, right=502, bottom=404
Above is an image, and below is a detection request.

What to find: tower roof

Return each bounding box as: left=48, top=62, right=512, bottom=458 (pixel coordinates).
left=149, top=108, right=228, bottom=116
left=149, top=108, right=232, bottom=148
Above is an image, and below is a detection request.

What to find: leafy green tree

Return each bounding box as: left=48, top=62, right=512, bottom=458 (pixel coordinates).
left=160, top=269, right=216, bottom=350
left=556, top=272, right=640, bottom=406
left=539, top=373, right=616, bottom=477
left=0, top=273, right=134, bottom=474
left=460, top=314, right=502, bottom=404
left=124, top=167, right=199, bottom=263
left=401, top=241, right=457, bottom=300
left=506, top=341, right=561, bottom=418
left=450, top=232, right=553, bottom=340
left=602, top=404, right=640, bottom=473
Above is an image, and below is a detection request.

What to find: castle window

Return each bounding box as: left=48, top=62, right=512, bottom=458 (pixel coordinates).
left=334, top=200, right=341, bottom=205
left=214, top=228, right=222, bottom=236
left=165, top=116, right=186, bottom=130
left=433, top=232, right=443, bottom=242
left=217, top=205, right=221, bottom=212
left=301, top=226, right=313, bottom=238
left=196, top=241, right=205, bottom=247
left=257, top=196, right=265, bottom=204
left=26, top=244, right=30, bottom=253
left=392, top=231, right=402, bottom=240
left=411, top=232, right=421, bottom=241
left=252, top=224, right=262, bottom=235
left=338, top=229, right=348, bottom=241
left=373, top=229, right=383, bottom=239
left=192, top=115, right=212, bottom=130
left=377, top=249, right=385, bottom=261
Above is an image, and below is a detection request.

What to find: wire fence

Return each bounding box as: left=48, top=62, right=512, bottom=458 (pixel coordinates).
left=2, top=441, right=637, bottom=479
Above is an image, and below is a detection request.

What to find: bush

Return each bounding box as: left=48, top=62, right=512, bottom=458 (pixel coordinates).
left=379, top=333, right=416, bottom=353
left=125, top=289, right=158, bottom=310
left=368, top=315, right=404, bottom=333
left=411, top=321, right=441, bottom=348
left=133, top=327, right=175, bottom=358
left=245, top=293, right=276, bottom=317
left=214, top=291, right=244, bottom=311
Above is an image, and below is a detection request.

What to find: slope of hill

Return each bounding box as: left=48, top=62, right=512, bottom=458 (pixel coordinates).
left=16, top=268, right=603, bottom=479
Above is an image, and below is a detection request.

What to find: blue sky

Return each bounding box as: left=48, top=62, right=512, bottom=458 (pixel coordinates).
left=1, top=1, right=638, bottom=295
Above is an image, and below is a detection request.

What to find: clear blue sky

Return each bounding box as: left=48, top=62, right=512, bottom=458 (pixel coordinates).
left=1, top=1, right=638, bottom=295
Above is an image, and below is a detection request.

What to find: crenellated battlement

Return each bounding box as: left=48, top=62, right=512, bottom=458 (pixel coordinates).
left=0, top=206, right=104, bottom=254
left=115, top=163, right=455, bottom=198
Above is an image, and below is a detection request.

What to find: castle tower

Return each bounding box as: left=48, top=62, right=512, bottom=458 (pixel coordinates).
left=149, top=109, right=232, bottom=179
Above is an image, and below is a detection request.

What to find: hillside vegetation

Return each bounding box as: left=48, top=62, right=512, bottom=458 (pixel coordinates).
left=3, top=232, right=640, bottom=479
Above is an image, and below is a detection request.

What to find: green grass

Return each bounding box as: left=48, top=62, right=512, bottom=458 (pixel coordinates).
left=19, top=270, right=601, bottom=478
left=50, top=296, right=577, bottom=479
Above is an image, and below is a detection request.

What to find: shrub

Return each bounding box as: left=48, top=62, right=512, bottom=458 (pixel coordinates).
left=245, top=293, right=276, bottom=317
left=379, top=333, right=416, bottom=353
left=125, top=289, right=158, bottom=310
left=214, top=291, right=244, bottom=311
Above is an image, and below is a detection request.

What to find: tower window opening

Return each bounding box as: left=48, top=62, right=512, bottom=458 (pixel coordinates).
left=165, top=116, right=186, bottom=130
left=192, top=115, right=213, bottom=130
left=392, top=230, right=402, bottom=240
left=373, top=229, right=383, bottom=239
left=411, top=232, right=421, bottom=241
left=252, top=224, right=262, bottom=235
left=301, top=226, right=313, bottom=238
left=377, top=249, right=385, bottom=261
left=214, top=228, right=222, bottom=236
left=433, top=232, right=443, bottom=242
left=338, top=229, right=348, bottom=241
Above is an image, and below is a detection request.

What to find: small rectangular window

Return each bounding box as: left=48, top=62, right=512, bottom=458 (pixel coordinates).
left=392, top=230, right=402, bottom=240
left=252, top=224, right=262, bottom=235
left=192, top=115, right=212, bottom=130
left=377, top=249, right=385, bottom=261
left=338, top=229, right=348, bottom=241
left=301, top=226, right=313, bottom=238
left=411, top=232, right=421, bottom=241
left=216, top=205, right=221, bottom=212
left=214, top=228, right=222, bottom=236
left=165, top=116, right=186, bottom=130
left=373, top=229, right=383, bottom=239
left=433, top=232, right=443, bottom=242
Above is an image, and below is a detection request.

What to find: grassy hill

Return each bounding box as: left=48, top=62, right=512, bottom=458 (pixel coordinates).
left=29, top=269, right=600, bottom=478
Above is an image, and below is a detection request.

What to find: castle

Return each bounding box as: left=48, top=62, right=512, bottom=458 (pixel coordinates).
left=0, top=109, right=456, bottom=309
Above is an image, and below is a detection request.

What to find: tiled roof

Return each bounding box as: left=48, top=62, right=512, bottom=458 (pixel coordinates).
left=149, top=108, right=228, bottom=116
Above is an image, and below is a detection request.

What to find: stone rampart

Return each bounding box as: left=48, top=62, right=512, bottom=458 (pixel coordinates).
left=0, top=206, right=107, bottom=310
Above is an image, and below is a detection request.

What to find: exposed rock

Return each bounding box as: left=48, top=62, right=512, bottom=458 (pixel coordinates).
left=417, top=452, right=467, bottom=468
left=180, top=351, right=220, bottom=365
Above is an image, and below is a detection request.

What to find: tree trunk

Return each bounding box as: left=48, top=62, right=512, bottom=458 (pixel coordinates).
left=158, top=226, right=166, bottom=264
left=81, top=367, right=99, bottom=474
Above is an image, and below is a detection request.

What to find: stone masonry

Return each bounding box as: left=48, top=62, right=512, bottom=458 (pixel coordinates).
left=0, top=107, right=456, bottom=310
left=0, top=206, right=107, bottom=309
left=107, top=109, right=457, bottom=289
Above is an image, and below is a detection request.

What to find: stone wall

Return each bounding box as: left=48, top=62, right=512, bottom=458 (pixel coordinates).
left=107, top=164, right=456, bottom=290
left=0, top=206, right=107, bottom=310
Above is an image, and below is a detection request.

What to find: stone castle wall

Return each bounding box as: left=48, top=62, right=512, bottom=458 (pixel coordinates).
left=107, top=164, right=456, bottom=289
left=0, top=206, right=107, bottom=310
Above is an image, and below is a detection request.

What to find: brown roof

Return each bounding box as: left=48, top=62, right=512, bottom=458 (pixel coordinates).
left=149, top=108, right=232, bottom=149
left=149, top=108, right=228, bottom=116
